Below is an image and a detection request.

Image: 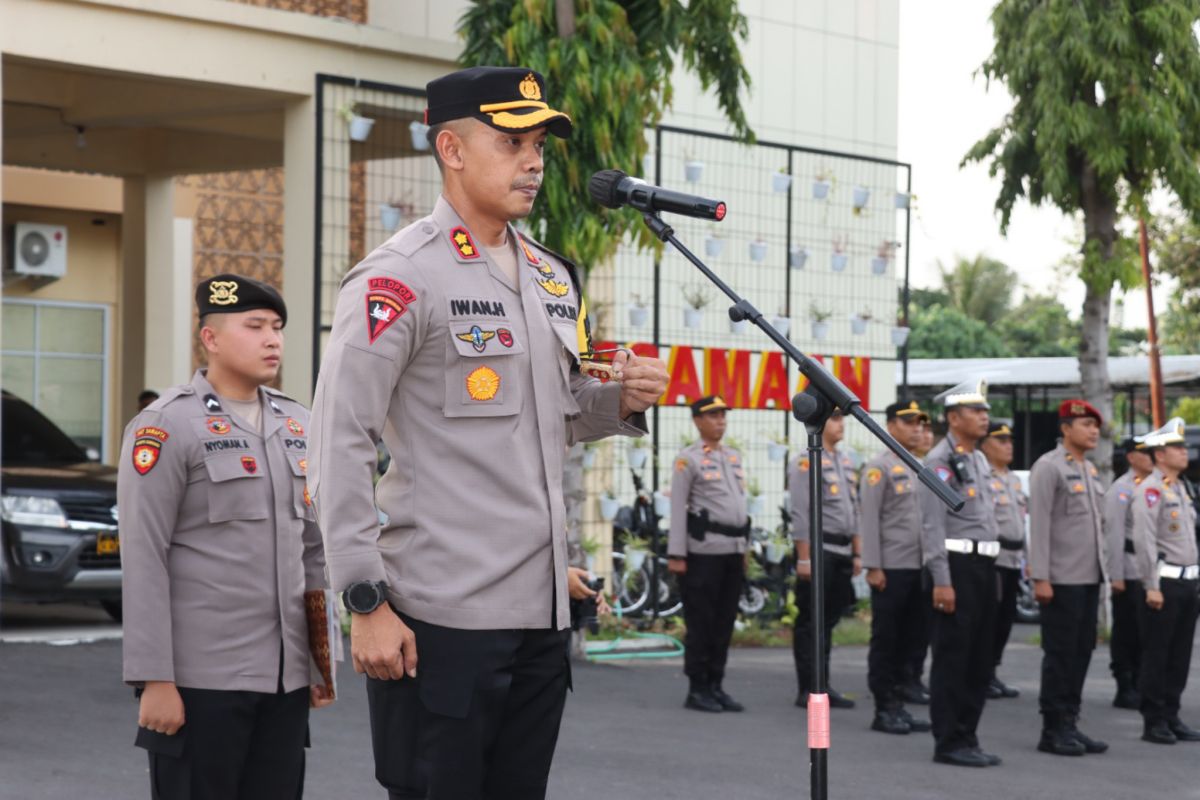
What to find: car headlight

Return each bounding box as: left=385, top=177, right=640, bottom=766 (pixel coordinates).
left=1, top=494, right=69, bottom=528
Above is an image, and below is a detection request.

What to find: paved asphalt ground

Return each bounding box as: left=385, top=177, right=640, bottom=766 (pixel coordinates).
left=2, top=602, right=1199, bottom=800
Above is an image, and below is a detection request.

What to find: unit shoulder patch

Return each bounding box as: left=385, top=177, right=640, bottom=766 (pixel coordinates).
left=365, top=276, right=417, bottom=344
left=131, top=426, right=169, bottom=475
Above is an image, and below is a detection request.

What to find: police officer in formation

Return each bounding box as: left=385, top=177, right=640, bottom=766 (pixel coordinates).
left=1130, top=418, right=1200, bottom=745
left=898, top=408, right=934, bottom=707
left=1105, top=435, right=1153, bottom=710
left=919, top=379, right=1002, bottom=768
left=980, top=422, right=1025, bottom=700
left=791, top=409, right=860, bottom=710
left=667, top=395, right=749, bottom=714
left=120, top=274, right=333, bottom=799
left=1028, top=399, right=1109, bottom=757
left=858, top=401, right=932, bottom=735
left=308, top=66, right=668, bottom=799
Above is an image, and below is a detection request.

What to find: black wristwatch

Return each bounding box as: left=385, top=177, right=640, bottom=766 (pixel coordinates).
left=342, top=580, right=389, bottom=615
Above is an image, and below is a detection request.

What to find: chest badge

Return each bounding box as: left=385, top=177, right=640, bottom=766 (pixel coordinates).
left=241, top=456, right=258, bottom=474
left=456, top=325, right=497, bottom=353
left=466, top=365, right=501, bottom=401
left=865, top=467, right=882, bottom=486
left=206, top=417, right=230, bottom=435
left=286, top=418, right=304, bottom=435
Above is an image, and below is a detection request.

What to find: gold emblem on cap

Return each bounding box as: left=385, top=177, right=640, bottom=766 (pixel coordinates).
left=1071, top=402, right=1085, bottom=415
left=209, top=280, right=239, bottom=306
left=519, top=73, right=542, bottom=101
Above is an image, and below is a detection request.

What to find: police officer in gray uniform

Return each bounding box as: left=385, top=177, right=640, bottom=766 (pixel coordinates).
left=120, top=274, right=332, bottom=800
left=791, top=408, right=860, bottom=709
left=667, top=395, right=749, bottom=713
left=860, top=400, right=931, bottom=735
left=309, top=67, right=668, bottom=799
left=1131, top=417, right=1200, bottom=744
left=920, top=379, right=1001, bottom=768
left=1105, top=435, right=1153, bottom=710
left=980, top=422, right=1025, bottom=700
left=1028, top=399, right=1109, bottom=757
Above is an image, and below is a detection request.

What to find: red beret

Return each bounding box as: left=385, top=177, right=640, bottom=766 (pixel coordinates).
left=1058, top=399, right=1102, bottom=424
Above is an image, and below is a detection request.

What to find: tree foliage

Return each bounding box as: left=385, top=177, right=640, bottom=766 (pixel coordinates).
left=1151, top=214, right=1200, bottom=353
left=907, top=305, right=1010, bottom=359
left=458, top=0, right=753, bottom=267
left=938, top=255, right=1018, bottom=326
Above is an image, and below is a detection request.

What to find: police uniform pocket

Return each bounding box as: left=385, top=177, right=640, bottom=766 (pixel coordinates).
left=203, top=454, right=269, bottom=522
left=285, top=453, right=315, bottom=521
left=444, top=324, right=523, bottom=417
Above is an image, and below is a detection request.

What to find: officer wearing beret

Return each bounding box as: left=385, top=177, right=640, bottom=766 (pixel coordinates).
left=667, top=395, right=749, bottom=713
left=980, top=422, right=1025, bottom=700
left=1028, top=398, right=1108, bottom=756
left=1130, top=418, right=1200, bottom=744
left=859, top=401, right=932, bottom=735
left=309, top=66, right=668, bottom=799
left=1104, top=435, right=1153, bottom=710
left=790, top=408, right=860, bottom=710
left=919, top=379, right=1001, bottom=767
left=120, top=274, right=332, bottom=799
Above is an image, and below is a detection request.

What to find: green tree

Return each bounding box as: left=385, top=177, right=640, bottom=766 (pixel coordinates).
left=906, top=305, right=1011, bottom=359
left=1151, top=214, right=1200, bottom=353
left=996, top=294, right=1078, bottom=357
left=458, top=0, right=753, bottom=267
left=1170, top=397, right=1200, bottom=425
left=938, top=255, right=1018, bottom=326
left=963, top=0, right=1200, bottom=477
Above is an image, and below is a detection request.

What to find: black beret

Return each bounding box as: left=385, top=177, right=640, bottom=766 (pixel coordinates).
left=690, top=395, right=729, bottom=417
left=196, top=273, right=287, bottom=327
left=425, top=66, right=572, bottom=138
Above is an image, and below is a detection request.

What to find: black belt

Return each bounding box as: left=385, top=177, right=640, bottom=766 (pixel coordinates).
left=998, top=539, right=1023, bottom=551
left=823, top=532, right=853, bottom=547
left=686, top=510, right=750, bottom=542
left=1125, top=538, right=1136, bottom=555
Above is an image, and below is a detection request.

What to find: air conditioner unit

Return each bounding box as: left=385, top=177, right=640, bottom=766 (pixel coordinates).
left=10, top=222, right=68, bottom=280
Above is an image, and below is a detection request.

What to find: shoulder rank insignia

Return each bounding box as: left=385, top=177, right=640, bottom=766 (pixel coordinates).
left=132, top=427, right=169, bottom=475
left=450, top=226, right=480, bottom=260
left=456, top=325, right=497, bottom=353
left=797, top=457, right=810, bottom=472
left=268, top=398, right=284, bottom=415
left=203, top=394, right=223, bottom=413
left=675, top=457, right=690, bottom=473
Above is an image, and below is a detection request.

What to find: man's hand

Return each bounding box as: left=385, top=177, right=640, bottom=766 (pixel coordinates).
left=866, top=568, right=886, bottom=592
left=1146, top=589, right=1164, bottom=611
left=309, top=684, right=335, bottom=709
left=796, top=560, right=812, bottom=581
left=567, top=566, right=596, bottom=600
left=1111, top=579, right=1126, bottom=594
left=1034, top=579, right=1054, bottom=606
left=932, top=585, right=956, bottom=615
left=851, top=555, right=863, bottom=577
left=350, top=604, right=417, bottom=681
left=612, top=351, right=668, bottom=418
left=667, top=557, right=687, bottom=575
left=139, top=681, right=185, bottom=735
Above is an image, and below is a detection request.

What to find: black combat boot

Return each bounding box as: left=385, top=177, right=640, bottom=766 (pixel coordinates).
left=1064, top=714, right=1108, bottom=754
left=898, top=680, right=931, bottom=705
left=1037, top=713, right=1086, bottom=756
left=871, top=707, right=912, bottom=735
left=709, top=681, right=744, bottom=712
left=1143, top=719, right=1178, bottom=745
left=684, top=679, right=722, bottom=713
left=1168, top=719, right=1200, bottom=742
left=826, top=686, right=856, bottom=709
left=1112, top=674, right=1140, bottom=710
left=896, top=706, right=932, bottom=732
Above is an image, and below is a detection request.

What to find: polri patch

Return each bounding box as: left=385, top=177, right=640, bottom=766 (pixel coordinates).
left=935, top=466, right=953, bottom=483
left=206, top=417, right=230, bottom=435
left=450, top=227, right=480, bottom=259
left=365, top=276, right=417, bottom=344
left=1145, top=488, right=1160, bottom=508
left=286, top=418, right=304, bottom=435
left=866, top=467, right=882, bottom=486
left=132, top=426, right=169, bottom=476
left=497, top=328, right=514, bottom=348
left=241, top=456, right=258, bottom=474
left=675, top=458, right=690, bottom=473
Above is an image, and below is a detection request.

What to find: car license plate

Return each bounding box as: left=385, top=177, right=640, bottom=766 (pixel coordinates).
left=96, top=532, right=119, bottom=555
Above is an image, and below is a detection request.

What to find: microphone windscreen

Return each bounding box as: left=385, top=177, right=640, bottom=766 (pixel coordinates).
left=588, top=169, right=627, bottom=209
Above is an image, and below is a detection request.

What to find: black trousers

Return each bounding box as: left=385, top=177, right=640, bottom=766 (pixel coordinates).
left=682, top=552, right=745, bottom=686
left=793, top=552, right=856, bottom=694
left=1138, top=578, right=1200, bottom=724
left=366, top=612, right=571, bottom=800
left=138, top=686, right=309, bottom=800
left=1109, top=579, right=1144, bottom=684
left=992, top=565, right=1021, bottom=673
left=868, top=568, right=928, bottom=710
left=1038, top=583, right=1099, bottom=719
left=901, top=576, right=932, bottom=687
left=930, top=553, right=997, bottom=753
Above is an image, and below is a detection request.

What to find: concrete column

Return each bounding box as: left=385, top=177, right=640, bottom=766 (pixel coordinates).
left=142, top=175, right=192, bottom=392
left=118, top=176, right=147, bottom=425
left=282, top=96, right=316, bottom=403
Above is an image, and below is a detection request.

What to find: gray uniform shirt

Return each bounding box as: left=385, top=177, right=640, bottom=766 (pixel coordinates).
left=1103, top=470, right=1143, bottom=582
left=789, top=449, right=858, bottom=558
left=667, top=441, right=749, bottom=557
left=119, top=370, right=326, bottom=693
left=1131, top=469, right=1200, bottom=592
left=858, top=449, right=922, bottom=570
left=919, top=432, right=998, bottom=587
left=988, top=466, right=1026, bottom=570
left=309, top=196, right=645, bottom=631
left=1028, top=445, right=1106, bottom=585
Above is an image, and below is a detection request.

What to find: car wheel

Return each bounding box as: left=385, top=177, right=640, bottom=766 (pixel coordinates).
left=100, top=600, right=122, bottom=623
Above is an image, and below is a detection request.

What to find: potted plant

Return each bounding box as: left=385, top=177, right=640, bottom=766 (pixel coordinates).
left=812, top=169, right=832, bottom=200
left=767, top=431, right=789, bottom=462
left=704, top=228, right=725, bottom=258
left=653, top=490, right=671, bottom=518
left=764, top=532, right=790, bottom=564
left=810, top=304, right=833, bottom=341
left=894, top=191, right=911, bottom=209
left=684, top=150, right=704, bottom=183
left=831, top=235, right=849, bottom=272
left=771, top=308, right=790, bottom=336
left=789, top=244, right=809, bottom=270
left=409, top=120, right=431, bottom=151
left=379, top=195, right=413, bottom=230
left=749, top=237, right=768, bottom=263
left=624, top=537, right=650, bottom=572
left=628, top=293, right=649, bottom=329
left=746, top=478, right=765, bottom=516
left=852, top=185, right=871, bottom=210
left=339, top=104, right=375, bottom=142
left=729, top=315, right=749, bottom=335
left=682, top=285, right=711, bottom=329
left=891, top=325, right=911, bottom=347
left=851, top=308, right=872, bottom=336
left=772, top=167, right=793, bottom=194
left=629, top=440, right=650, bottom=470
left=598, top=487, right=620, bottom=521
left=871, top=240, right=895, bottom=276
left=580, top=535, right=601, bottom=572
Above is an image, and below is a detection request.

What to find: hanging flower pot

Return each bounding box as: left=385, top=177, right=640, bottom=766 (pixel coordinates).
left=729, top=317, right=749, bottom=335
left=409, top=120, right=431, bottom=151
left=771, top=315, right=791, bottom=336
left=765, top=541, right=787, bottom=564
left=811, top=320, right=831, bottom=341
left=379, top=204, right=403, bottom=230
left=812, top=179, right=831, bottom=200
left=683, top=307, right=704, bottom=329
left=582, top=448, right=598, bottom=469
left=625, top=548, right=647, bottom=572
left=347, top=114, right=375, bottom=142
left=789, top=245, right=809, bottom=269
left=852, top=185, right=871, bottom=209
left=685, top=160, right=704, bottom=183
left=599, top=495, right=620, bottom=521
left=894, top=192, right=910, bottom=209
left=891, top=326, right=911, bottom=347
left=747, top=494, right=766, bottom=517
left=629, top=446, right=650, bottom=471
left=653, top=491, right=671, bottom=518
left=629, top=305, right=649, bottom=328
left=831, top=252, right=849, bottom=272
left=851, top=315, right=869, bottom=336
left=767, top=442, right=788, bottom=462
left=749, top=240, right=768, bottom=262
left=705, top=236, right=724, bottom=258
left=772, top=172, right=793, bottom=193
left=871, top=256, right=889, bottom=276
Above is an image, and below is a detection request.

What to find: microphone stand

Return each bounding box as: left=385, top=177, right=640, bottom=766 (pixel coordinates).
left=638, top=211, right=963, bottom=800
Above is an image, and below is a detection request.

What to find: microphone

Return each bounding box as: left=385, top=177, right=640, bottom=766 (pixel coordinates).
left=588, top=169, right=727, bottom=221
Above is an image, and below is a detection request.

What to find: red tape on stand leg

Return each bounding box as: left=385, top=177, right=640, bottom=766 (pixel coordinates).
left=808, top=693, right=831, bottom=749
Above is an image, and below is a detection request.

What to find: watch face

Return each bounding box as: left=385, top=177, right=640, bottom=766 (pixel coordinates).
left=348, top=582, right=380, bottom=613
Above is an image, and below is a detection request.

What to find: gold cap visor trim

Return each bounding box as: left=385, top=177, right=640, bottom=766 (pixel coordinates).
left=485, top=107, right=572, bottom=131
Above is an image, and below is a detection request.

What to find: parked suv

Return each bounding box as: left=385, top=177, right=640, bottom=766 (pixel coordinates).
left=1, top=391, right=121, bottom=620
